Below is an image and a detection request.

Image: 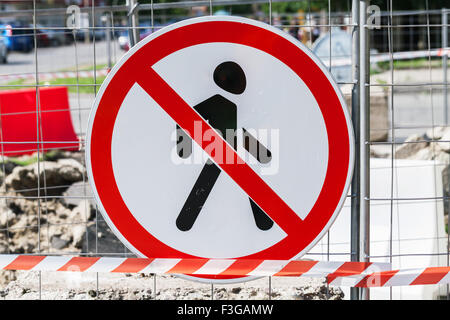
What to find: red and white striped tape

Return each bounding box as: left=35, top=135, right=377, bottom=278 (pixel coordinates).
left=0, top=254, right=388, bottom=286
left=0, top=255, right=448, bottom=287
left=332, top=266, right=450, bottom=288
left=320, top=47, right=450, bottom=67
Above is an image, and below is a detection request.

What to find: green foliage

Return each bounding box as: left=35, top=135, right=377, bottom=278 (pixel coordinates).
left=45, top=76, right=106, bottom=94
left=3, top=150, right=65, bottom=167
left=373, top=58, right=443, bottom=74
left=1, top=76, right=106, bottom=94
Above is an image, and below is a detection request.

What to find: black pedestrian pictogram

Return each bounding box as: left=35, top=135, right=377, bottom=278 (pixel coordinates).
left=175, top=61, right=274, bottom=232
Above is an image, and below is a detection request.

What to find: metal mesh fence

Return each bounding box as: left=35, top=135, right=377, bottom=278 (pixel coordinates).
left=0, top=0, right=447, bottom=300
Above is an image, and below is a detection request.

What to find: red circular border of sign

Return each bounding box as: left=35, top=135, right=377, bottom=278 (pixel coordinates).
left=89, top=20, right=351, bottom=265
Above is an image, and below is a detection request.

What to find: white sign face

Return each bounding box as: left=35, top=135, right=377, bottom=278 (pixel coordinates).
left=86, top=16, right=354, bottom=283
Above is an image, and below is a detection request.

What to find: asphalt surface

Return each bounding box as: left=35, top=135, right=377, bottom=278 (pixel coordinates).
left=0, top=39, right=123, bottom=78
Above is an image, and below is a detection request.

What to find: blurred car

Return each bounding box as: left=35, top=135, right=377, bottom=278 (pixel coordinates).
left=34, top=28, right=50, bottom=47
left=0, top=37, right=7, bottom=63
left=119, top=23, right=169, bottom=51
left=73, top=28, right=106, bottom=42
left=119, top=30, right=151, bottom=52
left=118, top=31, right=128, bottom=50
left=36, top=25, right=72, bottom=46
left=0, top=23, right=51, bottom=52
left=0, top=23, right=33, bottom=52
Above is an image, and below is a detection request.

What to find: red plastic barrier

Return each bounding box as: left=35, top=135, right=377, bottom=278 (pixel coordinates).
left=0, top=87, right=79, bottom=156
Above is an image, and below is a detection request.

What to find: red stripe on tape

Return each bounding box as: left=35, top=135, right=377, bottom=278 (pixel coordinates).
left=355, top=270, right=399, bottom=288
left=219, top=259, right=263, bottom=276
left=410, top=267, right=449, bottom=286
left=111, top=258, right=154, bottom=273
left=4, top=255, right=46, bottom=271
left=57, top=257, right=100, bottom=272
left=327, top=262, right=372, bottom=283
left=273, top=260, right=317, bottom=277
left=167, top=259, right=209, bottom=274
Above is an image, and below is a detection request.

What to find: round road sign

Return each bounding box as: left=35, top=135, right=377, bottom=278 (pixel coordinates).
left=86, top=16, right=354, bottom=283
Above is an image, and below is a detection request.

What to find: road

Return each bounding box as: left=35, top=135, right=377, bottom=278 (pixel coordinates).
left=0, top=39, right=123, bottom=79
left=0, top=40, right=123, bottom=139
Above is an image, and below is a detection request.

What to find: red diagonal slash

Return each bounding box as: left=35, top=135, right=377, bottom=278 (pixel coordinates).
left=135, top=68, right=303, bottom=235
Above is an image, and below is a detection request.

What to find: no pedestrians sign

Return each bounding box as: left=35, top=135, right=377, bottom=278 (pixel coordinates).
left=86, top=16, right=354, bottom=283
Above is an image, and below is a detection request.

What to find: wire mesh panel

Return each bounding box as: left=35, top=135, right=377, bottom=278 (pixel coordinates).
left=0, top=0, right=448, bottom=300
left=365, top=1, right=449, bottom=300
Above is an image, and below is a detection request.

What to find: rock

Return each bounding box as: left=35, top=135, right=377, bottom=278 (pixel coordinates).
left=70, top=200, right=94, bottom=223
left=0, top=206, right=15, bottom=229
left=7, top=198, right=71, bottom=222
left=59, top=151, right=85, bottom=165
left=231, top=287, right=241, bottom=294
left=426, top=126, right=448, bottom=141
left=9, top=214, right=38, bottom=237
left=395, top=134, right=429, bottom=159
left=50, top=236, right=69, bottom=250
left=408, top=147, right=434, bottom=160
left=56, top=159, right=84, bottom=181
left=82, top=220, right=129, bottom=254
left=438, top=129, right=450, bottom=153
left=0, top=160, right=18, bottom=175
left=290, top=284, right=344, bottom=300
left=370, top=145, right=390, bottom=158
left=0, top=270, right=344, bottom=299
left=12, top=237, right=36, bottom=254
left=62, top=181, right=94, bottom=207
left=4, top=160, right=85, bottom=196
left=72, top=225, right=86, bottom=249
left=0, top=239, right=8, bottom=254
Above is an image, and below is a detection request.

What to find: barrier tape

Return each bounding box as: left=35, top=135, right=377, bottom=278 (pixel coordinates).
left=333, top=267, right=450, bottom=288
left=2, top=255, right=449, bottom=287
left=0, top=254, right=391, bottom=286
left=319, top=47, right=450, bottom=67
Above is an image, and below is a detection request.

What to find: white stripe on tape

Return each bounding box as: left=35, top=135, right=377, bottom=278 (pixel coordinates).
left=384, top=268, right=426, bottom=287
left=141, top=258, right=181, bottom=274
left=192, top=259, right=235, bottom=275
left=437, top=271, right=450, bottom=285
left=247, top=260, right=289, bottom=276
left=31, top=256, right=72, bottom=272
left=0, top=255, right=18, bottom=269
left=301, top=261, right=344, bottom=278
left=85, top=257, right=126, bottom=273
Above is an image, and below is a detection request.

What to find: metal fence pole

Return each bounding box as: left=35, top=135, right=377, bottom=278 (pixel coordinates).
left=105, top=14, right=112, bottom=70
left=443, top=7, right=450, bottom=301
left=443, top=8, right=448, bottom=125
left=127, top=0, right=140, bottom=47
left=359, top=0, right=370, bottom=301
left=350, top=0, right=361, bottom=301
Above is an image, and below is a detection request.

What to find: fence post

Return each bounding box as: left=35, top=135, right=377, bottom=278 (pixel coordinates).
left=359, top=0, right=371, bottom=301
left=350, top=0, right=361, bottom=301
left=102, top=14, right=112, bottom=70
left=127, top=0, right=140, bottom=47
left=443, top=8, right=448, bottom=125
